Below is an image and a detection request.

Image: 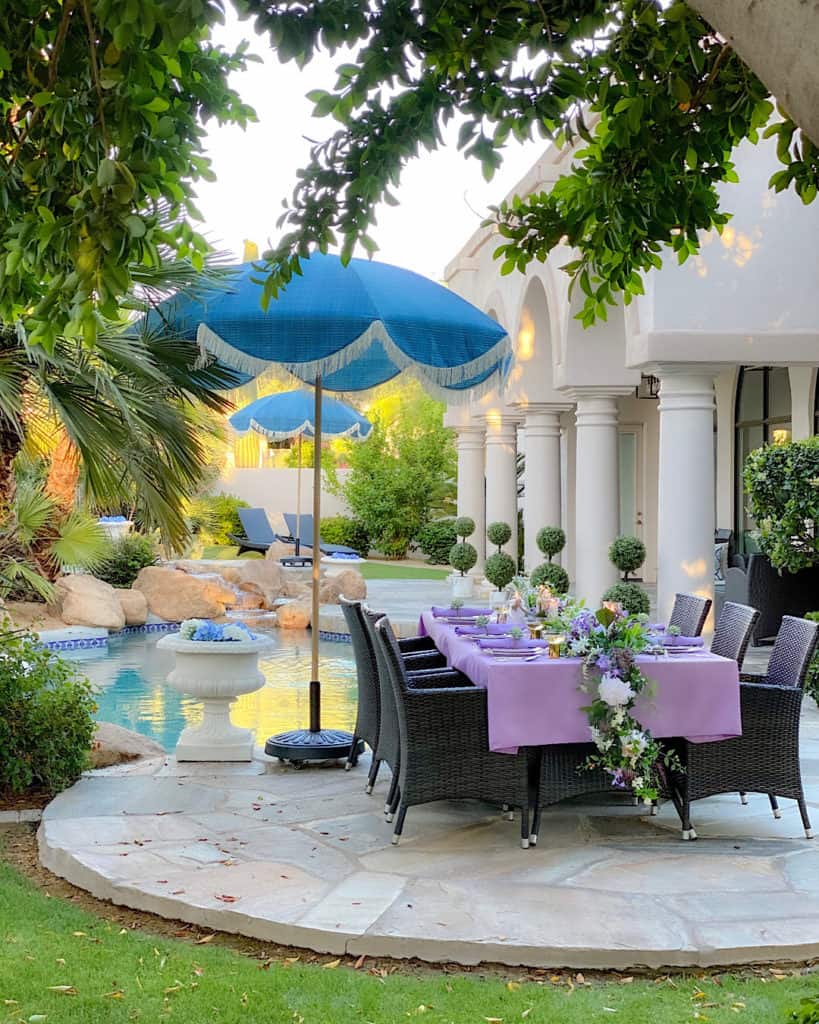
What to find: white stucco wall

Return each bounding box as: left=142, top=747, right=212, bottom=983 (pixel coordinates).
left=211, top=468, right=350, bottom=534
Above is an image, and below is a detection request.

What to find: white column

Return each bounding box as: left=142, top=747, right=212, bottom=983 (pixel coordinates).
left=484, top=416, right=519, bottom=560
left=656, top=370, right=716, bottom=626
left=455, top=425, right=486, bottom=569
left=573, top=392, right=621, bottom=605
left=789, top=367, right=815, bottom=441
left=521, top=408, right=562, bottom=573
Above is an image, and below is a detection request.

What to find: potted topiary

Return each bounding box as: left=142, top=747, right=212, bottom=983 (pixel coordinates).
left=485, top=521, right=516, bottom=606
left=449, top=516, right=478, bottom=599
left=602, top=535, right=649, bottom=615
left=530, top=525, right=569, bottom=593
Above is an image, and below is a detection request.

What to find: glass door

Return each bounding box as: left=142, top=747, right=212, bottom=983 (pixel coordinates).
left=618, top=427, right=643, bottom=540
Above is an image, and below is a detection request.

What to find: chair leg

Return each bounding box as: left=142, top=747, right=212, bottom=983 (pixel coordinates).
left=519, top=805, right=530, bottom=850
left=798, top=797, right=814, bottom=839
left=365, top=759, right=381, bottom=795
left=345, top=736, right=360, bottom=771
left=739, top=791, right=748, bottom=805
left=768, top=794, right=781, bottom=820
left=530, top=804, right=541, bottom=847
left=681, top=796, right=697, bottom=841
left=391, top=804, right=408, bottom=845
left=384, top=773, right=399, bottom=816
left=387, top=784, right=401, bottom=823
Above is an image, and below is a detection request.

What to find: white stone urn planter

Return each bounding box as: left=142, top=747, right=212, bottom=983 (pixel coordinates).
left=451, top=573, right=475, bottom=600
left=157, top=633, right=274, bottom=761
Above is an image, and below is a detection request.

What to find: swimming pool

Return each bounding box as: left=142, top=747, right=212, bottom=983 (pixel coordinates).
left=64, top=630, right=357, bottom=751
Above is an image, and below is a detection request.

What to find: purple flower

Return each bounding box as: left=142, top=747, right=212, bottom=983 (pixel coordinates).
left=596, top=653, right=613, bottom=673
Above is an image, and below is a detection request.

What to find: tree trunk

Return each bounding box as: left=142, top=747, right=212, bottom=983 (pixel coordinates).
left=0, top=416, right=23, bottom=508
left=688, top=0, right=819, bottom=146
left=45, top=431, right=80, bottom=510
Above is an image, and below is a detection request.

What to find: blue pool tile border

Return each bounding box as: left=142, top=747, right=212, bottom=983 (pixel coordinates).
left=43, top=621, right=180, bottom=650
left=318, top=630, right=352, bottom=643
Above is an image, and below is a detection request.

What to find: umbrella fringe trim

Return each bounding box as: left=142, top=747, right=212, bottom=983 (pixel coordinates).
left=238, top=418, right=369, bottom=442
left=196, top=321, right=511, bottom=400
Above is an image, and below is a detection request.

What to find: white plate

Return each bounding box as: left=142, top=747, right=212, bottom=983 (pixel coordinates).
left=663, top=645, right=703, bottom=655
left=485, top=647, right=546, bottom=658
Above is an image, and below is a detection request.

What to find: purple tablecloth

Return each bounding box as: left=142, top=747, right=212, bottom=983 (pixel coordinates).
left=419, top=611, right=741, bottom=754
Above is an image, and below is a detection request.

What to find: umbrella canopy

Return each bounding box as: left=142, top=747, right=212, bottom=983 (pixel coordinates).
left=150, top=253, right=510, bottom=397
left=229, top=388, right=372, bottom=442
left=155, top=252, right=511, bottom=764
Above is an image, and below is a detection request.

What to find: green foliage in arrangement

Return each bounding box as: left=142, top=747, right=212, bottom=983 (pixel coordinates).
left=609, top=535, right=647, bottom=580
left=0, top=625, right=96, bottom=796
left=319, top=516, right=370, bottom=556
left=0, top=1, right=256, bottom=348
left=94, top=533, right=157, bottom=588
left=602, top=582, right=651, bottom=617
left=484, top=551, right=516, bottom=591
left=530, top=562, right=570, bottom=594
left=249, top=1, right=817, bottom=329
left=536, top=526, right=566, bottom=561
left=487, top=521, right=512, bottom=551
left=416, top=519, right=458, bottom=564
left=743, top=438, right=819, bottom=573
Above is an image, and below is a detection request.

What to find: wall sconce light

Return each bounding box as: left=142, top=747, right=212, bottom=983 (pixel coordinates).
left=636, top=374, right=660, bottom=400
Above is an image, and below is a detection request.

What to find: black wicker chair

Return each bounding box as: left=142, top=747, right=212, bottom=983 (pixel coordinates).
left=669, top=615, right=819, bottom=840
left=668, top=593, right=712, bottom=637
left=374, top=617, right=532, bottom=847
left=530, top=745, right=613, bottom=846
left=360, top=610, right=467, bottom=812
left=710, top=601, right=760, bottom=669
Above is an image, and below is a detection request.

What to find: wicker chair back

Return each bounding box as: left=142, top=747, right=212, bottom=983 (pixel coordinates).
left=668, top=593, right=712, bottom=637
left=340, top=598, right=381, bottom=754
left=361, top=609, right=401, bottom=770
left=765, top=615, right=819, bottom=689
left=710, top=601, right=760, bottom=667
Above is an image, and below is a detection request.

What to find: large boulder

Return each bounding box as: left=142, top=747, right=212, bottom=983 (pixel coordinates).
left=264, top=539, right=299, bottom=563
left=116, top=587, right=148, bottom=626
left=334, top=568, right=367, bottom=601
left=234, top=560, right=285, bottom=608
left=90, top=722, right=164, bottom=769
left=55, top=575, right=126, bottom=631
left=282, top=578, right=312, bottom=600
left=277, top=599, right=311, bottom=629
left=133, top=566, right=225, bottom=621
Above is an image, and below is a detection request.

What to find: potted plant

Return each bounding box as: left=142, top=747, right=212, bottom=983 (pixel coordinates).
left=602, top=535, right=649, bottom=615
left=158, top=619, right=274, bottom=762
left=530, top=525, right=570, bottom=593
left=485, top=521, right=516, bottom=606
left=448, top=516, right=478, bottom=599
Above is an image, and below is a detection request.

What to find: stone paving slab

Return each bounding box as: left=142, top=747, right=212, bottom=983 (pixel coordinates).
left=37, top=702, right=819, bottom=970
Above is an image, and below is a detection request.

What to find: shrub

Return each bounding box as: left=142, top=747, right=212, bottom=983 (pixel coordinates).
left=449, top=541, right=478, bottom=575
left=530, top=562, right=570, bottom=593
left=487, top=521, right=512, bottom=550
left=805, top=612, right=819, bottom=704
left=94, top=533, right=157, bottom=588
left=416, top=518, right=458, bottom=563
left=319, top=515, right=370, bottom=555
left=536, top=526, right=566, bottom=561
left=602, top=582, right=650, bottom=616
left=609, top=535, right=646, bottom=580
left=484, top=551, right=516, bottom=591
left=453, top=516, right=476, bottom=539
left=744, top=437, right=819, bottom=573
left=0, top=625, right=96, bottom=796
left=189, top=493, right=250, bottom=546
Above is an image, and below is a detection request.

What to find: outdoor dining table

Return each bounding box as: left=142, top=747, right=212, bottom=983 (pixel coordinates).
left=418, top=611, right=741, bottom=755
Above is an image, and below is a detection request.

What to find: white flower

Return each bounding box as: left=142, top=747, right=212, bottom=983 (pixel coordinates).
left=620, top=729, right=648, bottom=760
left=597, top=673, right=635, bottom=708
left=179, top=618, right=205, bottom=640
left=569, top=638, right=590, bottom=656
left=222, top=624, right=250, bottom=642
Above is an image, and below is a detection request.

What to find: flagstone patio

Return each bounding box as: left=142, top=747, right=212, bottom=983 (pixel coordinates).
left=39, top=697, right=819, bottom=971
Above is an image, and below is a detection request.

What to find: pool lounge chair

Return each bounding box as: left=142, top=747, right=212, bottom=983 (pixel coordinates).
left=229, top=508, right=311, bottom=565
left=283, top=513, right=362, bottom=557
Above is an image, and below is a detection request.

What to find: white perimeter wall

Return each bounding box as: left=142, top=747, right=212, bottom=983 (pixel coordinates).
left=211, top=468, right=351, bottom=534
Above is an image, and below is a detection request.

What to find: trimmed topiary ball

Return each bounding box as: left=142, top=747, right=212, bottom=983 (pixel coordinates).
left=449, top=541, right=478, bottom=576
left=486, top=521, right=512, bottom=550
left=601, top=582, right=650, bottom=616
left=530, top=562, right=570, bottom=593
left=536, top=526, right=566, bottom=561
left=484, top=551, right=516, bottom=591
left=608, top=535, right=646, bottom=580
left=453, top=516, right=476, bottom=539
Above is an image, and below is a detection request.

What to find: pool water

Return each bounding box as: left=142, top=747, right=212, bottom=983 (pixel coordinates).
left=64, top=630, right=357, bottom=751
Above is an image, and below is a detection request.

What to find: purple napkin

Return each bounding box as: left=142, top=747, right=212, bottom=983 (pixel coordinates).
left=477, top=637, right=547, bottom=650
left=431, top=606, right=492, bottom=618
left=454, top=623, right=520, bottom=636
left=653, top=633, right=704, bottom=647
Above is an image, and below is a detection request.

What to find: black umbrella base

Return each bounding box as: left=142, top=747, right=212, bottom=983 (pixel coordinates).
left=265, top=728, right=363, bottom=764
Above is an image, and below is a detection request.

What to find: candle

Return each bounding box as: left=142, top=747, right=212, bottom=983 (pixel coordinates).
left=602, top=600, right=623, bottom=615
left=548, top=635, right=564, bottom=659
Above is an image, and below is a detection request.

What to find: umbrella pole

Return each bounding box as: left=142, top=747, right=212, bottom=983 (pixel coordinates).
left=309, top=378, right=322, bottom=731
left=295, top=434, right=302, bottom=557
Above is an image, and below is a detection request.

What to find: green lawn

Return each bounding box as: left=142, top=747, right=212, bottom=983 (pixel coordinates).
left=198, top=546, right=449, bottom=579
left=0, top=860, right=816, bottom=1024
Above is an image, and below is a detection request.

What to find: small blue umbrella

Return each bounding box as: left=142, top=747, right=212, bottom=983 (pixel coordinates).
left=229, top=389, right=372, bottom=555
left=155, top=252, right=511, bottom=764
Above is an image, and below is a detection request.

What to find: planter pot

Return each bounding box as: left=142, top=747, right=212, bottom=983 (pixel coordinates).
left=157, top=633, right=274, bottom=761
left=451, top=574, right=475, bottom=600
left=489, top=589, right=506, bottom=608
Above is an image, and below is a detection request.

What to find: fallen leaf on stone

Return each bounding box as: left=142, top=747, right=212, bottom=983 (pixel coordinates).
left=354, top=955, right=366, bottom=970
left=155, top=880, right=168, bottom=884
left=214, top=894, right=238, bottom=903
left=195, top=934, right=215, bottom=944
left=171, top=890, right=186, bottom=896
left=323, top=959, right=341, bottom=970
left=47, top=986, right=77, bottom=995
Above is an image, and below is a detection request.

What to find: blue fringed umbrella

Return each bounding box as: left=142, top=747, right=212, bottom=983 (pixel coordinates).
left=229, top=388, right=372, bottom=556
left=155, top=252, right=511, bottom=763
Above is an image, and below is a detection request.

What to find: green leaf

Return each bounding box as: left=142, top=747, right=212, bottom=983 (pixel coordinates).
left=97, top=158, right=118, bottom=187
left=144, top=96, right=170, bottom=112
left=124, top=214, right=147, bottom=238
left=685, top=146, right=697, bottom=169
left=32, top=91, right=53, bottom=107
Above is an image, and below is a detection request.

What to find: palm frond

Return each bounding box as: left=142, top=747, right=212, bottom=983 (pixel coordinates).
left=0, top=557, right=55, bottom=602
left=50, top=512, right=108, bottom=571
left=13, top=484, right=55, bottom=547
